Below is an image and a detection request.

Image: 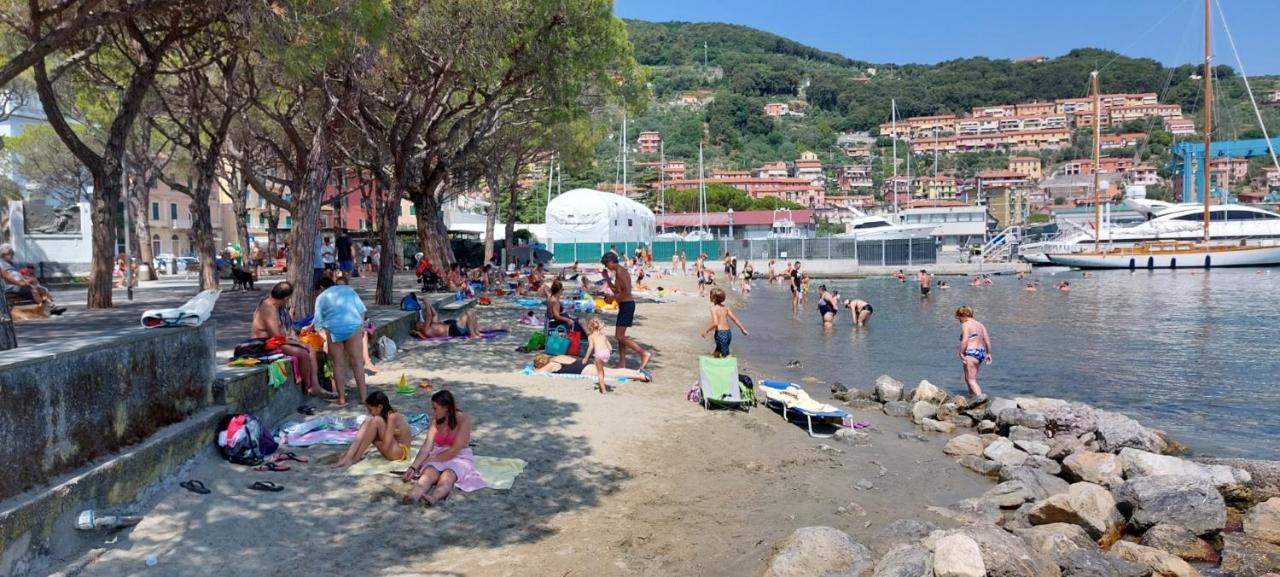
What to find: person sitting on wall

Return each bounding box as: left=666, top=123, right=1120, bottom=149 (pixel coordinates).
left=0, top=244, right=65, bottom=314
left=250, top=281, right=329, bottom=398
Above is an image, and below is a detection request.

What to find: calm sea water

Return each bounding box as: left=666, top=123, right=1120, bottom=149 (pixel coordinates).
left=730, top=268, right=1280, bottom=459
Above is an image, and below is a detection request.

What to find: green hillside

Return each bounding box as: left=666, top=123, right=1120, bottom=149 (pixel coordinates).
left=568, top=19, right=1280, bottom=202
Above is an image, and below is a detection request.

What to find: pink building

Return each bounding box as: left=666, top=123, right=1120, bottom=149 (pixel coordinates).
left=637, top=131, right=661, bottom=155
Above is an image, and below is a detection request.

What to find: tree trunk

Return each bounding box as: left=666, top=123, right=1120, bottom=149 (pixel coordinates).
left=190, top=171, right=219, bottom=290
left=267, top=210, right=280, bottom=258
left=0, top=290, right=16, bottom=350
left=87, top=166, right=121, bottom=308
left=416, top=192, right=453, bottom=269
left=504, top=173, right=519, bottom=265
left=286, top=142, right=332, bottom=317
left=482, top=165, right=500, bottom=265
left=128, top=174, right=156, bottom=281
left=374, top=188, right=398, bottom=305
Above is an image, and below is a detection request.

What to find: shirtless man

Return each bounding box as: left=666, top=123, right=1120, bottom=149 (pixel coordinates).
left=600, top=252, right=650, bottom=370
left=412, top=302, right=503, bottom=340
left=917, top=269, right=932, bottom=297
left=845, top=298, right=873, bottom=326
left=251, top=281, right=325, bottom=397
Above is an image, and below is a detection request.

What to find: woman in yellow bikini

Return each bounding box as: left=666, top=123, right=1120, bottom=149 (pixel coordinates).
left=333, top=391, right=412, bottom=468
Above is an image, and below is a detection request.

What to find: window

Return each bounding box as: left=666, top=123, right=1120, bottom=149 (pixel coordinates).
left=151, top=202, right=159, bottom=221
left=628, top=219, right=633, bottom=227
left=258, top=214, right=266, bottom=226
left=285, top=216, right=293, bottom=227
left=409, top=205, right=416, bottom=216
left=169, top=203, right=178, bottom=220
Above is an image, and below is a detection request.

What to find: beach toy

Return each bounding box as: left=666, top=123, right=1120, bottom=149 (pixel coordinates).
left=396, top=373, right=415, bottom=395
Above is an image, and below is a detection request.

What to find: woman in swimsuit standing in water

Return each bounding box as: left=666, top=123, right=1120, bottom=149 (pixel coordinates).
left=955, top=306, right=992, bottom=406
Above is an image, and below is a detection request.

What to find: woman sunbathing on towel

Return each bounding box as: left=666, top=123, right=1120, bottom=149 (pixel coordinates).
left=402, top=390, right=480, bottom=506
left=334, top=391, right=411, bottom=468
left=531, top=353, right=652, bottom=382
left=411, top=303, right=506, bottom=340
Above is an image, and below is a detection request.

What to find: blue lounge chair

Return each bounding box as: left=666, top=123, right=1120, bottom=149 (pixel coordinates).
left=759, top=380, right=850, bottom=438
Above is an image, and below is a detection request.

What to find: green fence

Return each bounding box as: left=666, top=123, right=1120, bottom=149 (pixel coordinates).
left=551, top=238, right=937, bottom=266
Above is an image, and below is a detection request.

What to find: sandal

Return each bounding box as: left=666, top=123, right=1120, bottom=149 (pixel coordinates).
left=249, top=481, right=284, bottom=492
left=254, top=462, right=291, bottom=472
left=274, top=452, right=309, bottom=464
left=297, top=405, right=316, bottom=416
left=180, top=480, right=211, bottom=494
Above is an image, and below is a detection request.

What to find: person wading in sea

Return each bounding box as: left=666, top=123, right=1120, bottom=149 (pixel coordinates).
left=918, top=269, right=931, bottom=297
left=955, top=305, right=992, bottom=406
left=600, top=252, right=651, bottom=370
left=789, top=261, right=803, bottom=315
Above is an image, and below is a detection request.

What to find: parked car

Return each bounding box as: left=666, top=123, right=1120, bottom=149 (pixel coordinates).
left=153, top=254, right=199, bottom=273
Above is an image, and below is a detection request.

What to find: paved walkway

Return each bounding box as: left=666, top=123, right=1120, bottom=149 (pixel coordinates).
left=18, top=272, right=424, bottom=354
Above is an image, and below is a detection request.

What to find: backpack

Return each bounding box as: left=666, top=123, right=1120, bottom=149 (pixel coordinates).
left=217, top=413, right=278, bottom=466
left=400, top=292, right=423, bottom=313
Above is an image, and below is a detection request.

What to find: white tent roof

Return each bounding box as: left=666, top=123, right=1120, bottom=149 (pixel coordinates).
left=545, top=188, right=654, bottom=244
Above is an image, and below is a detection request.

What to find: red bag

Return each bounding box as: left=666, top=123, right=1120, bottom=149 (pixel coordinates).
left=567, top=330, right=582, bottom=356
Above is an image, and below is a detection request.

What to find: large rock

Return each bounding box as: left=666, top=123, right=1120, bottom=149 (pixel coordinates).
left=1025, top=455, right=1063, bottom=476
left=977, top=420, right=998, bottom=434
left=1114, top=475, right=1226, bottom=535
left=1063, top=452, right=1124, bottom=488
left=1197, top=457, right=1280, bottom=504
left=959, top=455, right=1002, bottom=477
left=911, top=401, right=937, bottom=424
left=1013, top=523, right=1099, bottom=566
left=1000, top=465, right=1071, bottom=501
left=944, top=434, right=986, bottom=458
left=979, top=481, right=1035, bottom=509
left=766, top=526, right=873, bottom=577
left=1044, top=403, right=1168, bottom=454
left=985, top=437, right=1031, bottom=468
left=989, top=397, right=1018, bottom=420
left=1027, top=482, right=1125, bottom=547
left=871, top=544, right=931, bottom=577
left=933, top=534, right=986, bottom=577
left=875, top=375, right=905, bottom=402
left=867, top=519, right=938, bottom=557
left=1060, top=550, right=1152, bottom=577
left=1220, top=532, right=1280, bottom=577
left=955, top=523, right=1061, bottom=577
left=1108, top=541, right=1200, bottom=577
left=909, top=379, right=948, bottom=404
left=1047, top=435, right=1088, bottom=461
left=883, top=401, right=912, bottom=418
left=1141, top=524, right=1218, bottom=563
left=1246, top=498, right=1280, bottom=546
left=1015, top=396, right=1070, bottom=414
left=921, top=418, right=956, bottom=434
left=1008, top=425, right=1048, bottom=444
left=998, top=408, right=1047, bottom=431
left=1015, top=439, right=1050, bottom=457
left=1120, top=448, right=1252, bottom=495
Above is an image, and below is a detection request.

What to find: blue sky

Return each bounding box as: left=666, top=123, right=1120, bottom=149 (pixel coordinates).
left=614, top=0, right=1280, bottom=74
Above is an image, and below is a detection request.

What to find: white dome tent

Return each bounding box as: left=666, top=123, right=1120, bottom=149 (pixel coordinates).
left=545, top=188, right=655, bottom=244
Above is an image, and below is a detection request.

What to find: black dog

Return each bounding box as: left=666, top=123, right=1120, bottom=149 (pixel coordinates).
left=230, top=266, right=257, bottom=290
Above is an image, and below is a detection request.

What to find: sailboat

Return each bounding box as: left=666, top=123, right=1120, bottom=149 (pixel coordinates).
left=1046, top=0, right=1280, bottom=269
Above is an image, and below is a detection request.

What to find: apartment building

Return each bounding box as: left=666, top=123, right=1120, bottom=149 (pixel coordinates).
left=1060, top=157, right=1135, bottom=176
left=662, top=160, right=687, bottom=180
left=755, top=161, right=789, bottom=178
left=976, top=170, right=1031, bottom=189
left=1210, top=157, right=1250, bottom=184
left=1127, top=165, right=1160, bottom=186
left=1015, top=101, right=1057, bottom=116
left=973, top=104, right=1016, bottom=118
left=836, top=165, right=874, bottom=191
left=636, top=131, right=661, bottom=155
left=149, top=180, right=226, bottom=258
left=1008, top=156, right=1043, bottom=180
left=763, top=102, right=789, bottom=117
left=1099, top=133, right=1146, bottom=150
left=1265, top=167, right=1280, bottom=188
left=1166, top=117, right=1196, bottom=135
left=1107, top=103, right=1182, bottom=124
left=711, top=170, right=751, bottom=180
left=793, top=151, right=824, bottom=184
left=913, top=175, right=959, bottom=200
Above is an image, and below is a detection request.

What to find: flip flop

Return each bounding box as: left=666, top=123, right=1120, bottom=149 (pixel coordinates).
left=254, top=462, right=290, bottom=472
left=297, top=405, right=316, bottom=416
left=180, top=480, right=210, bottom=494
left=249, top=481, right=284, bottom=492
left=274, top=452, right=309, bottom=464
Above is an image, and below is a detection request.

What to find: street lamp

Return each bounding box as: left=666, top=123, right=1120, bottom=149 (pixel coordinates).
left=727, top=207, right=734, bottom=240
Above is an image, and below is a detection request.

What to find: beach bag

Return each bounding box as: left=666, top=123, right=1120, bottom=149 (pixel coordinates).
left=233, top=338, right=269, bottom=358
left=400, top=292, right=423, bottom=313
left=525, top=331, right=546, bottom=352
left=566, top=330, right=582, bottom=356
left=217, top=413, right=277, bottom=466
left=378, top=336, right=398, bottom=361
left=544, top=327, right=570, bottom=356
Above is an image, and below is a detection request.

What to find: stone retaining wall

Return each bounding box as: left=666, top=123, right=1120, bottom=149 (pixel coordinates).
left=0, top=323, right=215, bottom=502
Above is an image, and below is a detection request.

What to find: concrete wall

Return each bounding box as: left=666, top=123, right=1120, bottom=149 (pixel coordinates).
left=0, top=323, right=215, bottom=501
left=7, top=202, right=93, bottom=276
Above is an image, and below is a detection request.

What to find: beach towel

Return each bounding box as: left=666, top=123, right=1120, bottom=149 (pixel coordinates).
left=413, top=329, right=509, bottom=342
left=473, top=457, right=526, bottom=490
left=346, top=447, right=525, bottom=491
left=267, top=360, right=289, bottom=389
left=520, top=365, right=631, bottom=382
left=276, top=413, right=430, bottom=447
left=140, top=289, right=220, bottom=328
left=761, top=383, right=843, bottom=415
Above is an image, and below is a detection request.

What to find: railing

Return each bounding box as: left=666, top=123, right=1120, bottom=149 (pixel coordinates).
left=550, top=237, right=938, bottom=267
left=980, top=226, right=1022, bottom=262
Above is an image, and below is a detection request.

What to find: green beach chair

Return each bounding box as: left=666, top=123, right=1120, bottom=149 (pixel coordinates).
left=699, top=356, right=756, bottom=411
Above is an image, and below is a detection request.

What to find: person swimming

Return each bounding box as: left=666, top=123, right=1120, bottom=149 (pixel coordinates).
left=1057, top=281, right=1071, bottom=292
left=938, top=280, right=950, bottom=290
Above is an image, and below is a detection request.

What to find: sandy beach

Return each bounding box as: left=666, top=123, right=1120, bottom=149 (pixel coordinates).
left=56, top=272, right=995, bottom=577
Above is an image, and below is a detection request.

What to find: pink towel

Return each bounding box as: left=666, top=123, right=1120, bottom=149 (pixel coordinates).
left=424, top=446, right=487, bottom=492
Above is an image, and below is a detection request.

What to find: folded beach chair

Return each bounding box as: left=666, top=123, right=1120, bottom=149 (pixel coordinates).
left=698, top=356, right=756, bottom=411
left=759, top=380, right=850, bottom=438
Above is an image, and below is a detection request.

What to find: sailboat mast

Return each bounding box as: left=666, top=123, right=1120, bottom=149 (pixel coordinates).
left=1092, top=71, right=1101, bottom=251
left=1202, top=0, right=1212, bottom=242
left=622, top=114, right=628, bottom=198
left=659, top=140, right=665, bottom=233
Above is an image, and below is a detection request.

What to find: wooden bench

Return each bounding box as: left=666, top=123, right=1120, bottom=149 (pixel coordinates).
left=5, top=292, right=38, bottom=308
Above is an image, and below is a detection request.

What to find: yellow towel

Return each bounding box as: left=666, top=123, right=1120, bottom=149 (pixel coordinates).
left=474, top=457, right=527, bottom=490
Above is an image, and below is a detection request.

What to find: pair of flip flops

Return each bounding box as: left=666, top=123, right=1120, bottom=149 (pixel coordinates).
left=274, top=451, right=309, bottom=463
left=297, top=405, right=316, bottom=416
left=254, top=462, right=290, bottom=472
left=180, top=479, right=285, bottom=493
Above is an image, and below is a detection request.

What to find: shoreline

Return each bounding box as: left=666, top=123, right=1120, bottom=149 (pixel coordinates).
left=45, top=268, right=1280, bottom=577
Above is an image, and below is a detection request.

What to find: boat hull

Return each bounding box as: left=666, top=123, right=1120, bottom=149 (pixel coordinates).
left=1046, top=244, right=1280, bottom=269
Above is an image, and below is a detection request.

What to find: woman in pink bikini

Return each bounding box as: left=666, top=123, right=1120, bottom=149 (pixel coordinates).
left=402, top=390, right=483, bottom=505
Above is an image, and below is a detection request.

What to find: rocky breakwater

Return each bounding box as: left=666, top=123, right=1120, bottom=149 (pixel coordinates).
left=778, top=375, right=1280, bottom=577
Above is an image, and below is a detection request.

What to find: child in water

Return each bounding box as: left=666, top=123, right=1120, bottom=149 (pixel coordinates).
left=581, top=317, right=612, bottom=394
left=701, top=287, right=749, bottom=357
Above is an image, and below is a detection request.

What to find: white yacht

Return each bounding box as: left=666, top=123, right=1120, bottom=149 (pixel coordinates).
left=1021, top=199, right=1280, bottom=263
left=766, top=208, right=810, bottom=239
left=832, top=214, right=939, bottom=241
